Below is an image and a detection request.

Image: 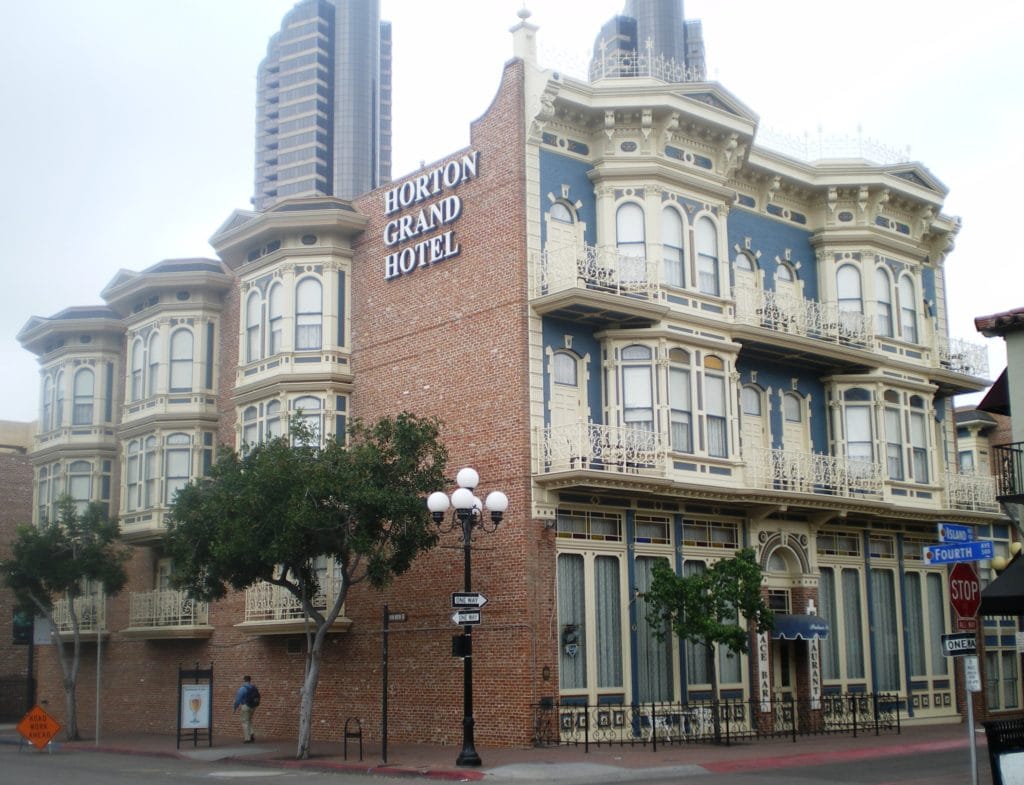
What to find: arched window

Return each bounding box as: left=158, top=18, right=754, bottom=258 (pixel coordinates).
left=68, top=460, right=92, bottom=512
left=169, top=329, right=194, bottom=392
left=242, top=405, right=259, bottom=447
left=843, top=388, right=873, bottom=465
left=268, top=283, right=284, bottom=355
left=621, top=344, right=653, bottom=432
left=662, top=207, right=685, bottom=288
left=550, top=202, right=573, bottom=223
left=668, top=348, right=692, bottom=452
left=126, top=440, right=141, bottom=512
left=909, top=395, right=928, bottom=482
left=875, top=268, right=894, bottom=337
left=42, top=376, right=53, bottom=431
left=292, top=395, right=323, bottom=445
left=695, top=216, right=719, bottom=295
left=295, top=278, right=323, bottom=350
left=245, top=291, right=262, bottom=363
left=783, top=391, right=802, bottom=423
left=147, top=332, right=161, bottom=396
left=837, top=264, right=863, bottom=331
left=616, top=203, right=645, bottom=259
left=705, top=355, right=727, bottom=456
left=735, top=254, right=754, bottom=273
left=130, top=339, right=145, bottom=402
left=777, top=264, right=794, bottom=282
left=143, top=435, right=158, bottom=509
left=266, top=400, right=282, bottom=440
left=164, top=433, right=192, bottom=505
left=741, top=385, right=762, bottom=416
left=883, top=389, right=903, bottom=480
left=553, top=351, right=578, bottom=387
left=72, top=368, right=94, bottom=425
left=899, top=275, right=918, bottom=343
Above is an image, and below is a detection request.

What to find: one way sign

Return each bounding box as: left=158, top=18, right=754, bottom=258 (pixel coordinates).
left=451, top=592, right=488, bottom=608
left=451, top=610, right=481, bottom=625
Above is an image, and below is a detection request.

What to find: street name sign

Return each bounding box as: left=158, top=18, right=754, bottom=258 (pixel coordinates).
left=922, top=540, right=994, bottom=565
left=451, top=592, right=488, bottom=608
left=451, top=610, right=481, bottom=625
left=938, top=522, right=974, bottom=544
left=942, top=632, right=978, bottom=657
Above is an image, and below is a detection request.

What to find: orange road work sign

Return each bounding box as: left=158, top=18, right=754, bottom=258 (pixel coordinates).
left=16, top=704, right=62, bottom=750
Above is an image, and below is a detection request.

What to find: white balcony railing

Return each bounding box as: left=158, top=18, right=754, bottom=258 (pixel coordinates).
left=734, top=286, right=874, bottom=346
left=945, top=471, right=999, bottom=513
left=539, top=423, right=669, bottom=477
left=937, top=337, right=990, bottom=378
left=244, top=575, right=343, bottom=623
left=746, top=447, right=884, bottom=501
left=52, top=595, right=105, bottom=635
left=536, top=244, right=662, bottom=301
left=128, top=589, right=209, bottom=629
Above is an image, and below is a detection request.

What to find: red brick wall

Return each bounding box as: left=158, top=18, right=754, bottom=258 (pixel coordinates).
left=0, top=450, right=33, bottom=720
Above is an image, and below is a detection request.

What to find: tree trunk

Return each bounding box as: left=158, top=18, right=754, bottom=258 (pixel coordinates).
left=294, top=589, right=345, bottom=759
left=706, top=641, right=722, bottom=745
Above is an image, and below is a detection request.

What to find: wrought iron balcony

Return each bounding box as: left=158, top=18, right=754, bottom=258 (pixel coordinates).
left=239, top=575, right=351, bottom=635
left=538, top=423, right=669, bottom=477
left=944, top=471, right=999, bottom=513
left=734, top=286, right=874, bottom=347
left=535, top=244, right=661, bottom=301
left=994, top=443, right=1024, bottom=503
left=746, top=447, right=884, bottom=501
left=52, top=595, right=105, bottom=637
left=936, top=337, right=989, bottom=378
left=121, top=589, right=212, bottom=639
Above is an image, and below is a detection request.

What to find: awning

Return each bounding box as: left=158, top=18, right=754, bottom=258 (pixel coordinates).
left=981, top=555, right=1024, bottom=616
left=771, top=614, right=829, bottom=640
left=978, top=368, right=1009, bottom=416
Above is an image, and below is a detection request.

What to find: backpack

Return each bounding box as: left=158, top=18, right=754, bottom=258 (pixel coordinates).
left=247, top=684, right=261, bottom=708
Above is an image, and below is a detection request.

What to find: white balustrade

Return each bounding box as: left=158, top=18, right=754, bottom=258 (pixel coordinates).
left=747, top=447, right=883, bottom=500
left=945, top=471, right=998, bottom=513
left=52, top=595, right=105, bottom=634
left=244, top=575, right=344, bottom=622
left=539, top=423, right=668, bottom=476
left=129, top=589, right=208, bottom=628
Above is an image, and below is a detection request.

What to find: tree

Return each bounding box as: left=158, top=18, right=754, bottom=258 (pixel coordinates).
left=165, top=412, right=448, bottom=759
left=643, top=548, right=773, bottom=742
left=0, top=497, right=129, bottom=740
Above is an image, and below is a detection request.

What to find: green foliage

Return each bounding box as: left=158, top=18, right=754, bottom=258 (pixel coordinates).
left=0, top=496, right=129, bottom=614
left=165, top=412, right=448, bottom=608
left=644, top=548, right=773, bottom=657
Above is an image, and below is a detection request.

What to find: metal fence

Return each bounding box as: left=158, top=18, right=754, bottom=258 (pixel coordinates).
left=533, top=694, right=901, bottom=750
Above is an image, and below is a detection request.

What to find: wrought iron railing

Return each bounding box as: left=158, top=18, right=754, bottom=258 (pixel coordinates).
left=52, top=595, right=105, bottom=635
left=128, top=589, right=209, bottom=628
left=945, top=471, right=999, bottom=513
left=734, top=285, right=873, bottom=347
left=589, top=46, right=706, bottom=84
left=538, top=423, right=669, bottom=477
left=937, top=337, right=989, bottom=378
left=244, top=576, right=343, bottom=623
left=536, top=244, right=662, bottom=301
left=994, top=443, right=1024, bottom=501
left=747, top=447, right=884, bottom=501
left=533, top=694, right=901, bottom=749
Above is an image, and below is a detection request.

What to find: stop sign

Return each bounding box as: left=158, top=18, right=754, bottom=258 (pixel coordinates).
left=949, top=562, right=981, bottom=619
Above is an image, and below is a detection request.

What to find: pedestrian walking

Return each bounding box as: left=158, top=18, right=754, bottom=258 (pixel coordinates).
left=232, top=674, right=260, bottom=743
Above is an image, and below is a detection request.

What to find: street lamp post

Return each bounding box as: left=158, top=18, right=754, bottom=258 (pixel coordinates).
left=427, top=467, right=508, bottom=767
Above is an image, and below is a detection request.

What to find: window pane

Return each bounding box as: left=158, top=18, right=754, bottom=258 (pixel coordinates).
left=635, top=557, right=674, bottom=701
left=557, top=554, right=586, bottom=689
left=170, top=330, right=193, bottom=391
left=819, top=568, right=840, bottom=679
left=553, top=353, right=577, bottom=386
left=662, top=208, right=684, bottom=287
left=695, top=217, right=718, bottom=295
left=842, top=568, right=865, bottom=678
left=595, top=555, right=622, bottom=688
left=871, top=569, right=900, bottom=690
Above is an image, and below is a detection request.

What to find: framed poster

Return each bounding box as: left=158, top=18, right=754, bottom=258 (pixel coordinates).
left=180, top=683, right=211, bottom=729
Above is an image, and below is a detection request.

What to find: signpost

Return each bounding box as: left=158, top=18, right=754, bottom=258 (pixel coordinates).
left=922, top=540, right=994, bottom=565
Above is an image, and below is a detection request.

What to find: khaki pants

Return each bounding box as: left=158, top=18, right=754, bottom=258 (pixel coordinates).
left=240, top=704, right=255, bottom=741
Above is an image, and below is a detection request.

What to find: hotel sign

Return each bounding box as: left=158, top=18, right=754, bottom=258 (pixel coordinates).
left=383, top=151, right=479, bottom=280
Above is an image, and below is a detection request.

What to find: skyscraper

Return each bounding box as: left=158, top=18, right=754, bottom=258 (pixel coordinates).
left=254, top=0, right=391, bottom=210
left=590, top=0, right=705, bottom=82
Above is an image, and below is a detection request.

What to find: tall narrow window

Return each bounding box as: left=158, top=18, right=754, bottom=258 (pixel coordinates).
left=871, top=569, right=900, bottom=691
left=837, top=264, right=863, bottom=330
left=883, top=390, right=903, bottom=480
left=899, top=275, right=918, bottom=343
left=295, top=278, right=323, bottom=350
left=242, top=405, right=259, bottom=447
left=819, top=568, right=839, bottom=679
left=553, top=352, right=577, bottom=387
left=54, top=371, right=64, bottom=429
left=164, top=433, right=191, bottom=505
left=843, top=390, right=873, bottom=465
left=126, top=441, right=141, bottom=512
left=875, top=268, right=893, bottom=337
left=42, top=376, right=53, bottom=431
left=635, top=556, right=674, bottom=701
left=695, top=216, right=719, bottom=295
left=616, top=203, right=646, bottom=283
left=842, top=568, right=865, bottom=678
left=68, top=460, right=91, bottom=512
left=926, top=573, right=947, bottom=676
left=557, top=553, right=586, bottom=689
left=909, top=396, right=929, bottom=482
left=268, top=282, right=284, bottom=355
left=684, top=560, right=710, bottom=684
left=130, top=339, right=144, bottom=402
left=292, top=395, right=323, bottom=445
left=595, top=555, right=623, bottom=688
left=143, top=435, right=158, bottom=509
left=621, top=345, right=653, bottom=432
left=705, top=356, right=727, bottom=457
left=147, top=332, right=161, bottom=397
left=266, top=400, right=282, bottom=440
left=169, top=329, right=193, bottom=392
left=905, top=573, right=926, bottom=677
left=668, top=349, right=692, bottom=452
left=245, top=291, right=262, bottom=363
left=662, top=207, right=684, bottom=288
left=72, top=368, right=94, bottom=425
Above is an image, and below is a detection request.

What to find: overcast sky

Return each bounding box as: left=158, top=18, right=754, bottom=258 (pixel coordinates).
left=2, top=0, right=1021, bottom=423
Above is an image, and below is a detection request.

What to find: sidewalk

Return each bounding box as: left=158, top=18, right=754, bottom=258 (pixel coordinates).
left=0, top=720, right=985, bottom=781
